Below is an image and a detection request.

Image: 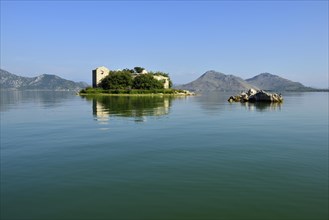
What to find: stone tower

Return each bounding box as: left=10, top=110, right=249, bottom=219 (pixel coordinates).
left=92, top=66, right=110, bottom=88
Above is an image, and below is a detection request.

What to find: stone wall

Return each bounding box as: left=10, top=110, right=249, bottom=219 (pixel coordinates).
left=153, top=75, right=170, bottom=89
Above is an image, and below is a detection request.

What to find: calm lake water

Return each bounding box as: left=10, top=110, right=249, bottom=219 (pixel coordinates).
left=1, top=91, right=328, bottom=220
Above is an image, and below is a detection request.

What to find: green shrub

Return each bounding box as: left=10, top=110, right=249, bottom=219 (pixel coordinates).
left=99, top=70, right=133, bottom=90
left=132, top=74, right=164, bottom=90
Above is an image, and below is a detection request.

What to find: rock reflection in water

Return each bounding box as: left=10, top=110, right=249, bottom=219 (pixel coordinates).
left=241, top=101, right=282, bottom=112
left=84, top=96, right=172, bottom=123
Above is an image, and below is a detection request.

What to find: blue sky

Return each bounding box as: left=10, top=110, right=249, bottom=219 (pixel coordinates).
left=1, top=1, right=328, bottom=88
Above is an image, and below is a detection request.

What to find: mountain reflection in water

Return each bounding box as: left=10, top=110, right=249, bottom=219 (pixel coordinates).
left=0, top=90, right=75, bottom=112
left=82, top=96, right=172, bottom=123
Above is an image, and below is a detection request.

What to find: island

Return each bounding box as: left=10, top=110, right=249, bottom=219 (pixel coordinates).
left=228, top=89, right=283, bottom=103
left=79, top=66, right=195, bottom=96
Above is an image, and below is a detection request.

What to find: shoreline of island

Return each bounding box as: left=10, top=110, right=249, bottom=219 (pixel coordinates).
left=78, top=88, right=196, bottom=97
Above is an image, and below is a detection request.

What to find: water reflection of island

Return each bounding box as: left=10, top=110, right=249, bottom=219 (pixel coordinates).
left=83, top=96, right=172, bottom=123
left=241, top=102, right=282, bottom=112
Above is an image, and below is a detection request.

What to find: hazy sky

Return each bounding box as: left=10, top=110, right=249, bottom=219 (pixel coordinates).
left=1, top=1, right=328, bottom=88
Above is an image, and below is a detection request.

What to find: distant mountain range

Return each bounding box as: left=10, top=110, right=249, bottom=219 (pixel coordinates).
left=176, top=71, right=324, bottom=92
left=177, top=71, right=258, bottom=92
left=0, top=69, right=88, bottom=91
left=245, top=72, right=314, bottom=91
left=1, top=68, right=325, bottom=92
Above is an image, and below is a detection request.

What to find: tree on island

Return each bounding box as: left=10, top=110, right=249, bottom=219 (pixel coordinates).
left=98, top=70, right=133, bottom=89
left=123, top=68, right=135, bottom=73
left=98, top=68, right=172, bottom=90
left=134, top=67, right=145, bottom=74
left=149, top=71, right=173, bottom=88
left=133, top=74, right=164, bottom=89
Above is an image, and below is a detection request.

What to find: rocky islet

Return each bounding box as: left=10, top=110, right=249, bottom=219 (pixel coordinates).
left=228, top=89, right=283, bottom=103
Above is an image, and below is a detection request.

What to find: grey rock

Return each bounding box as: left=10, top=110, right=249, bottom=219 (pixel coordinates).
left=228, top=90, right=283, bottom=103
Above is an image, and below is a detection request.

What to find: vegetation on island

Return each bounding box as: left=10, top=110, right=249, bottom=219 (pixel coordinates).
left=98, top=70, right=134, bottom=90
left=79, top=87, right=190, bottom=95
left=98, top=68, right=172, bottom=90
left=80, top=67, right=192, bottom=95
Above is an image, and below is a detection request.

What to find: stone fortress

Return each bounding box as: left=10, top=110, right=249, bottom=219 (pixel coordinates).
left=92, top=66, right=110, bottom=88
left=92, top=66, right=170, bottom=89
